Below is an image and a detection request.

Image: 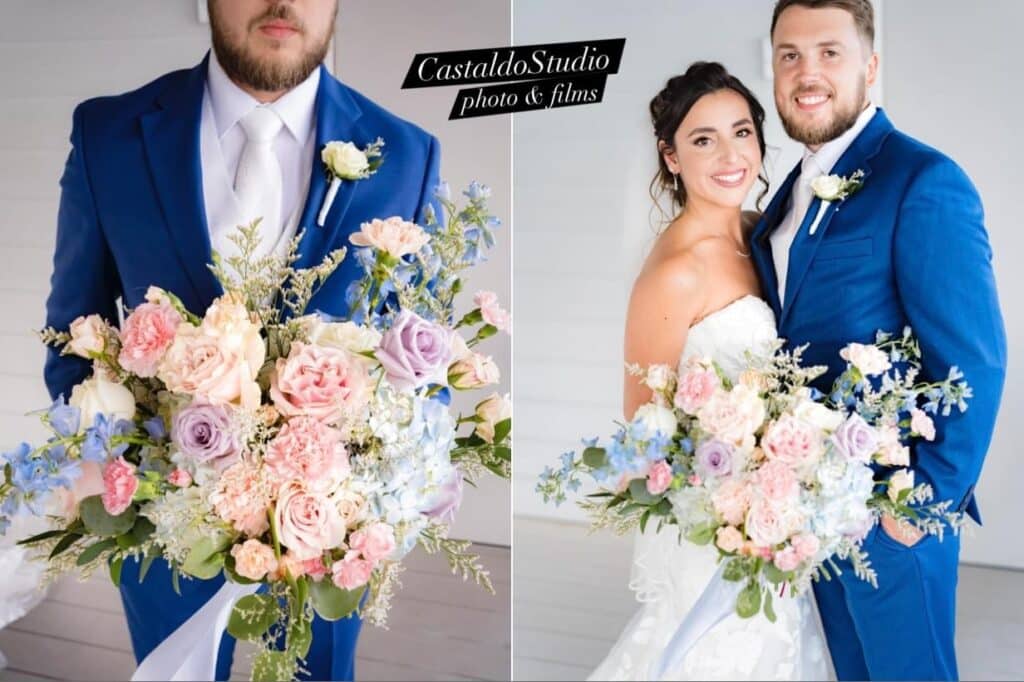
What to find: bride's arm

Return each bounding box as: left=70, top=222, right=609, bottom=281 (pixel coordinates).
left=623, top=253, right=705, bottom=420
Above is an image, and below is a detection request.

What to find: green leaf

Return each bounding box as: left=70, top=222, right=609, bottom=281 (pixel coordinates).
left=722, top=558, right=748, bottom=582
left=736, top=581, right=762, bottom=619
left=16, top=528, right=65, bottom=546
left=639, top=509, right=651, bottom=535
left=763, top=562, right=787, bottom=585
left=309, top=579, right=364, bottom=621
left=138, top=548, right=158, bottom=583
left=251, top=651, right=296, bottom=682
left=131, top=517, right=156, bottom=544
left=582, top=447, right=608, bottom=469
left=684, top=521, right=716, bottom=546
left=287, top=612, right=313, bottom=660
left=628, top=479, right=659, bottom=505
left=493, top=417, right=512, bottom=445
left=763, top=588, right=777, bottom=623
left=110, top=556, right=124, bottom=587
left=80, top=496, right=136, bottom=537
left=76, top=537, right=117, bottom=566
left=49, top=532, right=80, bottom=559
left=227, top=594, right=279, bottom=642
left=493, top=445, right=512, bottom=462
left=171, top=566, right=182, bottom=595
left=181, top=531, right=233, bottom=579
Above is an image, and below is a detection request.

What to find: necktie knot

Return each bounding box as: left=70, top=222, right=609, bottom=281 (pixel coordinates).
left=239, top=106, right=283, bottom=144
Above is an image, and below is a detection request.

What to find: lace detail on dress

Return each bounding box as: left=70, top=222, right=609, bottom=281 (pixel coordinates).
left=588, top=296, right=834, bottom=682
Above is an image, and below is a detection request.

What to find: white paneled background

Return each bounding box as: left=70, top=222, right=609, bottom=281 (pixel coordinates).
left=0, top=1, right=510, bottom=680
left=513, top=0, right=1023, bottom=678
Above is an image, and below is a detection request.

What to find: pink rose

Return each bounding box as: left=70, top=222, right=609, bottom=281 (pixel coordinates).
left=715, top=525, right=744, bottom=553
left=762, top=415, right=825, bottom=469
left=158, top=324, right=264, bottom=410
left=231, top=539, right=278, bottom=581
left=696, top=385, right=765, bottom=446
left=118, top=302, right=182, bottom=377
left=474, top=393, right=511, bottom=444
left=745, top=498, right=803, bottom=548
left=270, top=343, right=370, bottom=425
left=473, top=290, right=511, bottom=331
left=646, top=460, right=674, bottom=495
left=910, top=408, right=936, bottom=441
left=773, top=546, right=802, bottom=572
left=349, top=522, right=396, bottom=562
left=332, top=550, right=374, bottom=591
left=275, top=482, right=346, bottom=560
left=210, top=462, right=272, bottom=536
left=101, top=458, right=138, bottom=516
left=264, top=416, right=349, bottom=492
left=790, top=533, right=821, bottom=562
left=68, top=314, right=109, bottom=358
left=754, top=460, right=800, bottom=503
left=711, top=478, right=751, bottom=526
left=303, top=556, right=330, bottom=582
left=167, top=469, right=193, bottom=488
left=448, top=352, right=501, bottom=390
left=349, top=217, right=430, bottom=258
left=674, top=361, right=720, bottom=414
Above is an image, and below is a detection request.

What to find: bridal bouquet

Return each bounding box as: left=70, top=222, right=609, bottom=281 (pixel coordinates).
left=0, top=182, right=511, bottom=680
left=538, top=329, right=968, bottom=621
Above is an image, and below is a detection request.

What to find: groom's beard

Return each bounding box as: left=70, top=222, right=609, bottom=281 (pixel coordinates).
left=777, top=79, right=867, bottom=147
left=210, top=3, right=333, bottom=93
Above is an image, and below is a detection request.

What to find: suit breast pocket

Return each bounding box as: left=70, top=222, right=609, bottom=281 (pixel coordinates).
left=814, top=236, right=873, bottom=261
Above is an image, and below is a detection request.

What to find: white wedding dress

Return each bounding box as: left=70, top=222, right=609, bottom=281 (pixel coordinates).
left=589, top=295, right=835, bottom=681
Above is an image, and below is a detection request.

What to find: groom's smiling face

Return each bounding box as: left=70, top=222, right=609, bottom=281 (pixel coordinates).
left=772, top=5, right=878, bottom=150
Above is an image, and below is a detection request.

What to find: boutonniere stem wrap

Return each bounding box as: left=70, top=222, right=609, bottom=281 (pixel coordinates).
left=317, top=137, right=385, bottom=226
left=807, top=169, right=865, bottom=235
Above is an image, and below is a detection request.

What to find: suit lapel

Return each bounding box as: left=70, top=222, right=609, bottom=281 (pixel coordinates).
left=778, top=109, right=895, bottom=328
left=140, top=56, right=222, bottom=309
left=294, top=66, right=364, bottom=271
left=751, top=162, right=802, bottom=320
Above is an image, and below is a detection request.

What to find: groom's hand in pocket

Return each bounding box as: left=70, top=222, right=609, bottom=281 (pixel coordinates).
left=880, top=513, right=925, bottom=548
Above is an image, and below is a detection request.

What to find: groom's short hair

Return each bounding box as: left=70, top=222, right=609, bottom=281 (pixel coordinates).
left=771, top=0, right=875, bottom=50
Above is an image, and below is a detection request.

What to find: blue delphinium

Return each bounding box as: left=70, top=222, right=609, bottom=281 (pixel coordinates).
left=46, top=396, right=80, bottom=438
left=81, top=413, right=134, bottom=462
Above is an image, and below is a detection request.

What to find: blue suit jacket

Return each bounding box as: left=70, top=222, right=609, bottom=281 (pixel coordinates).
left=44, top=54, right=441, bottom=403
left=751, top=109, right=1006, bottom=524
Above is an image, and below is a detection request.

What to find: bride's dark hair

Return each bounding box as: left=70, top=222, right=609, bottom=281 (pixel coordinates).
left=649, top=62, right=769, bottom=222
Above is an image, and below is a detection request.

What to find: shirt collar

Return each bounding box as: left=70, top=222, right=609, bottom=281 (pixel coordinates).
left=801, top=102, right=878, bottom=178
left=206, top=50, right=320, bottom=143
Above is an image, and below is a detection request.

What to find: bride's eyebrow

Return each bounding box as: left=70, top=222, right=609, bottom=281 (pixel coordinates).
left=687, top=126, right=718, bottom=137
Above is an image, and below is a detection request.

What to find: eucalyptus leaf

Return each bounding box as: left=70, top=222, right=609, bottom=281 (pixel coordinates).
left=226, top=594, right=278, bottom=641
left=309, top=580, right=364, bottom=621
left=80, top=496, right=136, bottom=537
left=722, top=558, right=748, bottom=582
left=736, top=581, right=762, bottom=619
left=684, top=521, right=716, bottom=546
left=628, top=479, right=659, bottom=505
left=252, top=651, right=296, bottom=682
left=763, top=588, right=777, bottom=623
left=582, top=447, right=608, bottom=469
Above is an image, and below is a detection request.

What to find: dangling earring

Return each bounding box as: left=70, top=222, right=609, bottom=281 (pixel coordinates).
left=673, top=173, right=679, bottom=193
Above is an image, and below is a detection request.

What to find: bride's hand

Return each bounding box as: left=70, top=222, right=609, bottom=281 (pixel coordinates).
left=880, top=513, right=925, bottom=547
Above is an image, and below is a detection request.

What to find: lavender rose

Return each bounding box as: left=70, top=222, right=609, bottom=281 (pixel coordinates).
left=830, top=413, right=878, bottom=463
left=695, top=439, right=734, bottom=478
left=172, top=402, right=240, bottom=470
left=376, top=310, right=453, bottom=391
left=423, top=467, right=464, bottom=524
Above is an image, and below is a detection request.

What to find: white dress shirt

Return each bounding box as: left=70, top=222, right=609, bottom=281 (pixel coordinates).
left=771, top=103, right=877, bottom=304
left=200, top=51, right=319, bottom=262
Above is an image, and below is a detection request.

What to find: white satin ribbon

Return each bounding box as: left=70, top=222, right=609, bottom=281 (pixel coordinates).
left=648, top=561, right=745, bottom=681
left=317, top=177, right=342, bottom=227
left=808, top=200, right=831, bottom=236
left=132, top=581, right=259, bottom=681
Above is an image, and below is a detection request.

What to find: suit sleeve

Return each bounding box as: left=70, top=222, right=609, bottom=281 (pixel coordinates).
left=414, top=134, right=442, bottom=227
left=43, top=103, right=122, bottom=401
left=893, top=156, right=1007, bottom=515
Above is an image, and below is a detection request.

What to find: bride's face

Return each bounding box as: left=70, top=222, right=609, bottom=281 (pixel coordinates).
left=662, top=89, right=762, bottom=210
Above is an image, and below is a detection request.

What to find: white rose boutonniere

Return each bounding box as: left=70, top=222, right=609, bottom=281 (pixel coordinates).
left=317, top=137, right=385, bottom=226
left=807, top=169, right=865, bottom=235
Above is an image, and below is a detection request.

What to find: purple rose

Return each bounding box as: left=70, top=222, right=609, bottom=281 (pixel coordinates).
left=830, top=413, right=878, bottom=463
left=376, top=310, right=452, bottom=391
left=172, top=403, right=240, bottom=470
left=423, top=467, right=464, bottom=524
left=695, top=439, right=733, bottom=478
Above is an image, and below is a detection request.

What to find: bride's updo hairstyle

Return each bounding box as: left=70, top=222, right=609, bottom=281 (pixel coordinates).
left=649, top=62, right=769, bottom=220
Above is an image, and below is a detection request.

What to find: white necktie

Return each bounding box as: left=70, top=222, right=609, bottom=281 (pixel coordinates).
left=775, top=157, right=817, bottom=304
left=235, top=106, right=284, bottom=250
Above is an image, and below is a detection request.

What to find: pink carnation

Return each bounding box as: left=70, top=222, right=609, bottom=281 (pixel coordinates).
left=762, top=415, right=825, bottom=469
left=348, top=522, right=396, bottom=562
left=674, top=363, right=719, bottom=414
left=645, top=460, right=673, bottom=495
left=790, top=533, right=821, bottom=562
left=773, top=546, right=802, bottom=572
left=754, top=460, right=800, bottom=502
left=270, top=343, right=370, bottom=425
left=118, top=302, right=183, bottom=377
left=711, top=478, right=751, bottom=526
left=332, top=551, right=374, bottom=591
left=231, top=539, right=277, bottom=581
left=264, top=416, right=349, bottom=492
left=473, top=291, right=511, bottom=331
left=209, top=462, right=272, bottom=536
left=167, top=469, right=193, bottom=488
left=715, top=526, right=744, bottom=553
left=101, top=458, right=138, bottom=516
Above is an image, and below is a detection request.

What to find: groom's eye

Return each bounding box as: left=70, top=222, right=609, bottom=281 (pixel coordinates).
left=781, top=52, right=798, bottom=62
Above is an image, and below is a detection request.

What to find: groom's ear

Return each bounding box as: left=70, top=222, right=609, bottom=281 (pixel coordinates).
left=865, top=52, right=879, bottom=89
